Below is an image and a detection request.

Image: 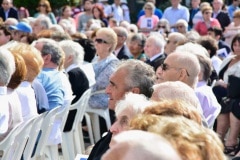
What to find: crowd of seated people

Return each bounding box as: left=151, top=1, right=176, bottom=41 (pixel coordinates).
left=1, top=0, right=240, bottom=159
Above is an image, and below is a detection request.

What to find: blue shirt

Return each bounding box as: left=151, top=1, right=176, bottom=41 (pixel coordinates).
left=37, top=68, right=64, bottom=110
left=228, top=4, right=239, bottom=21
left=137, top=8, right=163, bottom=20
left=162, top=4, right=189, bottom=27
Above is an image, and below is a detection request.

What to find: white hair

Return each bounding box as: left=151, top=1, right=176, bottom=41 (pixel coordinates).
left=59, top=40, right=84, bottom=65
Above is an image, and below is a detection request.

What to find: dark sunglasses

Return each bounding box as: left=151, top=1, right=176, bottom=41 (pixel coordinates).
left=161, top=63, right=190, bottom=76
left=158, top=25, right=166, bottom=29
left=95, top=38, right=108, bottom=44
left=176, top=25, right=184, bottom=29
left=38, top=4, right=46, bottom=7
left=145, top=7, right=152, bottom=10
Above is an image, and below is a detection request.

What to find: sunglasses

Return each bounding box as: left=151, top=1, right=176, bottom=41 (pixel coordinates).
left=161, top=63, right=190, bottom=76
left=95, top=38, right=108, bottom=44
left=38, top=4, right=46, bottom=7
left=158, top=25, right=166, bottom=29
left=176, top=25, right=184, bottom=29
left=145, top=7, right=152, bottom=10
left=204, top=11, right=212, bottom=14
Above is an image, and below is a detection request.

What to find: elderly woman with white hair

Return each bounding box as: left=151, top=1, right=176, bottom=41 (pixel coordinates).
left=175, top=19, right=188, bottom=35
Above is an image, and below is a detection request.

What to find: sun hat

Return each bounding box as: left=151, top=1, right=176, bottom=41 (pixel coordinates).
left=9, top=22, right=32, bottom=33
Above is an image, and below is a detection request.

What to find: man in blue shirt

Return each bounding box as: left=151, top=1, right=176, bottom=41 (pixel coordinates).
left=228, top=0, right=240, bottom=21
left=162, top=0, right=189, bottom=29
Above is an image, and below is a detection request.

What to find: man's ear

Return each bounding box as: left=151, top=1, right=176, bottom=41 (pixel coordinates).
left=43, top=54, right=51, bottom=64
left=178, top=68, right=188, bottom=81
left=131, top=87, right=141, bottom=94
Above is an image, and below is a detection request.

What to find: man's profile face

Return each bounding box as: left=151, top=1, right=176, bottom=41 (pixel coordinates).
left=106, top=68, right=129, bottom=110
left=161, top=55, right=181, bottom=82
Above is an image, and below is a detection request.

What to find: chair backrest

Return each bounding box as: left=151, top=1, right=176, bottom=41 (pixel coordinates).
left=64, top=88, right=92, bottom=133
left=32, top=106, right=60, bottom=158
left=0, top=122, right=22, bottom=160
left=22, top=113, right=46, bottom=160
left=1, top=116, right=38, bottom=160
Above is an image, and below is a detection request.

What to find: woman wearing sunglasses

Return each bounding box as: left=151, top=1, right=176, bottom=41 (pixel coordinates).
left=88, top=28, right=119, bottom=110
left=194, top=5, right=220, bottom=35
left=34, top=0, right=57, bottom=24
left=156, top=18, right=171, bottom=38
left=137, top=2, right=159, bottom=35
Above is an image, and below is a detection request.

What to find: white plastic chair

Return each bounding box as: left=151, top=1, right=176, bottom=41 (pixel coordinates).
left=31, top=106, right=60, bottom=160
left=61, top=88, right=92, bottom=160
left=22, top=113, right=46, bottom=160
left=85, top=90, right=111, bottom=142
left=0, top=116, right=38, bottom=160
left=0, top=122, right=22, bottom=160
left=10, top=116, right=38, bottom=160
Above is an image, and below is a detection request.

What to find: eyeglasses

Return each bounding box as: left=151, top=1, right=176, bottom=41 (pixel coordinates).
left=145, top=7, right=152, bottom=10
left=95, top=38, right=108, bottom=44
left=204, top=11, right=212, bottom=15
left=233, top=16, right=240, bottom=19
left=38, top=4, right=46, bottom=7
left=158, top=25, right=166, bottom=29
left=176, top=25, right=184, bottom=29
left=161, top=63, right=190, bottom=76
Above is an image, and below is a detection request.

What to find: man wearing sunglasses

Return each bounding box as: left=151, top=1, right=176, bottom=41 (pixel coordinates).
left=0, top=0, right=18, bottom=21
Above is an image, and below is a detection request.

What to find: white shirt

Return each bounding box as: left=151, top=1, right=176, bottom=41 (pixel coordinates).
left=0, top=86, right=10, bottom=140
left=16, top=81, right=38, bottom=122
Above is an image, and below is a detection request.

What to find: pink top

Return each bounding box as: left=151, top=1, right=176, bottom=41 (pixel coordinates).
left=137, top=15, right=159, bottom=30
left=194, top=18, right=221, bottom=35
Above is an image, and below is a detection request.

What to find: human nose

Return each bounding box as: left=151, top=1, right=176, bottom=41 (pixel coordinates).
left=110, top=122, right=119, bottom=135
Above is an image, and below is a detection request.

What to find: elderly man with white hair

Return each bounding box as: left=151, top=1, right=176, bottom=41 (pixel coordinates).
left=59, top=40, right=89, bottom=104
left=144, top=34, right=166, bottom=71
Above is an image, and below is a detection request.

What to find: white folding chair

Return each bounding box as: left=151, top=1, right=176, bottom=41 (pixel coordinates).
left=10, top=116, right=38, bottom=160
left=22, top=113, right=46, bottom=160
left=44, top=103, right=70, bottom=160
left=85, top=90, right=111, bottom=142
left=61, top=88, right=92, bottom=160
left=0, top=123, right=22, bottom=160
left=0, top=116, right=37, bottom=160
left=31, top=106, right=60, bottom=160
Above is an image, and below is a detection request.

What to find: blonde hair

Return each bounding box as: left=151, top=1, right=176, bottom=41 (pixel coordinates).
left=96, top=27, right=117, bottom=53
left=130, top=116, right=225, bottom=160
left=8, top=43, right=43, bottom=82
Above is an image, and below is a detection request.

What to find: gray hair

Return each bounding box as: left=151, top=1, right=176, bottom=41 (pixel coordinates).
left=147, top=34, right=165, bottom=52
left=117, top=59, right=155, bottom=98
left=59, top=40, right=85, bottom=65
left=36, top=15, right=52, bottom=29
left=0, top=48, right=15, bottom=85
left=115, top=92, right=152, bottom=117
left=128, top=32, right=146, bottom=47
left=38, top=38, right=63, bottom=65
left=113, top=26, right=128, bottom=38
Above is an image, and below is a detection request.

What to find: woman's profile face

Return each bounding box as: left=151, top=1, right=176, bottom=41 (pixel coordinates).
left=233, top=40, right=240, bottom=55
left=63, top=7, right=72, bottom=17
left=93, top=8, right=100, bottom=18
